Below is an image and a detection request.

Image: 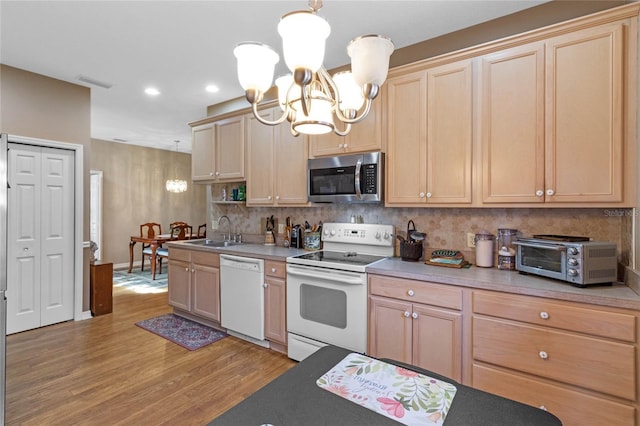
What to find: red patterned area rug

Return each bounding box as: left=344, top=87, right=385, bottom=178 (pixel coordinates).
left=136, top=314, right=228, bottom=351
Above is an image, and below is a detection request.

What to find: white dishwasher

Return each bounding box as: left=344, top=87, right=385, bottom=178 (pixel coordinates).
left=219, top=254, right=268, bottom=347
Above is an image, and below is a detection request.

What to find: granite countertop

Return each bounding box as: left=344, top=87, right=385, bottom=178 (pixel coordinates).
left=367, top=257, right=640, bottom=311
left=166, top=239, right=306, bottom=261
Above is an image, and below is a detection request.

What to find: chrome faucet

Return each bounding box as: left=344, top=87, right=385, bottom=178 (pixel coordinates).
left=217, top=215, right=232, bottom=242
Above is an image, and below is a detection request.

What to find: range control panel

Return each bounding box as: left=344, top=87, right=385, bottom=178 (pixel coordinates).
left=321, top=223, right=395, bottom=247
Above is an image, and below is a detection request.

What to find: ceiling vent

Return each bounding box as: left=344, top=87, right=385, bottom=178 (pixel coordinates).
left=76, top=75, right=113, bottom=89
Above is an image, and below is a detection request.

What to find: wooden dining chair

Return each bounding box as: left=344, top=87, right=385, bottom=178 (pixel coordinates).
left=156, top=224, right=193, bottom=274
left=140, top=222, right=162, bottom=272
left=197, top=224, right=206, bottom=238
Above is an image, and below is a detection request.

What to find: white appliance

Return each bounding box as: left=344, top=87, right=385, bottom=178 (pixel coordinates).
left=219, top=254, right=269, bottom=348
left=0, top=134, right=8, bottom=424
left=286, top=222, right=394, bottom=361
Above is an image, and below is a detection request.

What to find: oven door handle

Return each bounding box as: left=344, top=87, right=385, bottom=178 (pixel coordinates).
left=286, top=264, right=365, bottom=285
left=513, top=241, right=567, bottom=251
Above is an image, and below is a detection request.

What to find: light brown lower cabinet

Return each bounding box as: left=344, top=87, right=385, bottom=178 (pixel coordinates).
left=168, top=248, right=220, bottom=323
left=264, top=260, right=287, bottom=352
left=368, top=275, right=463, bottom=381
left=472, top=291, right=638, bottom=426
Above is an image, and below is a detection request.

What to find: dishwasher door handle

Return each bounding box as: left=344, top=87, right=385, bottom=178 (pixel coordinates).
left=220, top=254, right=262, bottom=272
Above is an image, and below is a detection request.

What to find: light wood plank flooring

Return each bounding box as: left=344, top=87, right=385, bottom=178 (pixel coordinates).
left=6, top=284, right=296, bottom=425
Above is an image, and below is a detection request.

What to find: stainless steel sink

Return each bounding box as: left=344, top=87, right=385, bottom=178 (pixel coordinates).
left=187, top=239, right=241, bottom=248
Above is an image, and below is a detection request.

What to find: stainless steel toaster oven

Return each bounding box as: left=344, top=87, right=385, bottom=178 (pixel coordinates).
left=514, top=235, right=617, bottom=287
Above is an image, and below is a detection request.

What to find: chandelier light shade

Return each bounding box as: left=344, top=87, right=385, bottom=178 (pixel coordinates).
left=234, top=0, right=394, bottom=137
left=166, top=140, right=188, bottom=193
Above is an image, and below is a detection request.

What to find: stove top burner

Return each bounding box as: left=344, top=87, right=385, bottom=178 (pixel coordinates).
left=532, top=234, right=590, bottom=242
left=293, top=250, right=385, bottom=265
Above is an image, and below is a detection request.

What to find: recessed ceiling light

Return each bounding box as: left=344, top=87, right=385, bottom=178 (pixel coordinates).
left=145, top=87, right=160, bottom=96
left=205, top=85, right=219, bottom=93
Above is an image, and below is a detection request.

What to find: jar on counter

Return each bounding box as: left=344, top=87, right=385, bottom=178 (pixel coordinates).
left=475, top=231, right=495, bottom=268
left=497, top=228, right=518, bottom=270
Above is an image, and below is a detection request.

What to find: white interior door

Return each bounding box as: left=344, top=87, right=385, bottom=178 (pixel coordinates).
left=7, top=144, right=75, bottom=334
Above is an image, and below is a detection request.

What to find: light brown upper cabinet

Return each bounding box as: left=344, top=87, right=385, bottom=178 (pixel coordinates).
left=481, top=21, right=633, bottom=206
left=386, top=59, right=473, bottom=206
left=309, top=100, right=382, bottom=157
left=191, top=115, right=246, bottom=182
left=246, top=107, right=309, bottom=206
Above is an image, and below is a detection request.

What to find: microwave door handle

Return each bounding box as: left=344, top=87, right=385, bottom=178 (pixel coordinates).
left=354, top=159, right=362, bottom=199
left=513, top=242, right=567, bottom=251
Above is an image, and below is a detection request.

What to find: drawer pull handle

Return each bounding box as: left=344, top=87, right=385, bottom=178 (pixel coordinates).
left=411, top=312, right=418, bottom=319
left=539, top=311, right=549, bottom=320
left=271, top=268, right=276, bottom=273
left=263, top=283, right=268, bottom=288
left=407, top=290, right=415, bottom=297
left=539, top=351, right=549, bottom=360
left=403, top=311, right=410, bottom=318
left=539, top=406, right=547, bottom=411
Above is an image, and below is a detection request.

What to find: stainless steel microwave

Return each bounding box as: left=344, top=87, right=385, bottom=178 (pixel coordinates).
left=307, top=152, right=384, bottom=203
left=513, top=236, right=617, bottom=287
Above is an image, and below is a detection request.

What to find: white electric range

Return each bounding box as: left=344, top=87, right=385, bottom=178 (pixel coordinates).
left=286, top=222, right=395, bottom=361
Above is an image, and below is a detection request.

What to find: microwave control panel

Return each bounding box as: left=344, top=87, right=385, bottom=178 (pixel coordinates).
left=362, top=164, right=378, bottom=194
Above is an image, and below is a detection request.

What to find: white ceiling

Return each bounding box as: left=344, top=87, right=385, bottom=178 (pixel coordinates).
left=0, top=0, right=549, bottom=153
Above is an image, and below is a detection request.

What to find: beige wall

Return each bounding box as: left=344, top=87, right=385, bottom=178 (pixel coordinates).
left=91, top=139, right=206, bottom=267
left=0, top=64, right=92, bottom=310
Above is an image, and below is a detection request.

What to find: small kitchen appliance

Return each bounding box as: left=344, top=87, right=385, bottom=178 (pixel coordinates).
left=307, top=152, right=383, bottom=204
left=514, top=235, right=617, bottom=287
left=286, top=222, right=394, bottom=361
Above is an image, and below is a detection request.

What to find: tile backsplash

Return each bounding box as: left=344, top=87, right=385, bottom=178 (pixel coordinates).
left=207, top=185, right=630, bottom=266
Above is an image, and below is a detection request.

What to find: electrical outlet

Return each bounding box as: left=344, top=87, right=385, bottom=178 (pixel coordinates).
left=278, top=223, right=285, bottom=234
left=467, top=232, right=476, bottom=248
left=212, top=220, right=218, bottom=230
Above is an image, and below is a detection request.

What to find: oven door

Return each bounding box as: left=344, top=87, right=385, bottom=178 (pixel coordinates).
left=286, top=264, right=367, bottom=358
left=514, top=241, right=567, bottom=281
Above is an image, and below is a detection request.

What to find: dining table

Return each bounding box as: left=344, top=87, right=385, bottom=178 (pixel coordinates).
left=128, top=233, right=178, bottom=280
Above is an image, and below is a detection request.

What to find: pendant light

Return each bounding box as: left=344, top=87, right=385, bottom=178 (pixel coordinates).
left=166, top=140, right=188, bottom=193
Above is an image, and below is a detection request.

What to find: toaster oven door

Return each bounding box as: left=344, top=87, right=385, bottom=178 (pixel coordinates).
left=515, top=241, right=567, bottom=281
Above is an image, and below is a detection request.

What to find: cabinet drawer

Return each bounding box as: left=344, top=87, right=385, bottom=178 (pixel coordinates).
left=265, top=260, right=286, bottom=279
left=473, top=291, right=636, bottom=342
left=192, top=250, right=219, bottom=267
left=473, top=316, right=635, bottom=400
left=369, top=275, right=462, bottom=310
left=473, top=364, right=635, bottom=426
left=168, top=247, right=191, bottom=262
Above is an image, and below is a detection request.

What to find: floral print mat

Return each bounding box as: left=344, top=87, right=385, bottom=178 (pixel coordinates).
left=317, top=353, right=457, bottom=425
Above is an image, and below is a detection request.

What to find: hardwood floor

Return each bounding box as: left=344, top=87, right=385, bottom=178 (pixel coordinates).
left=6, top=285, right=296, bottom=425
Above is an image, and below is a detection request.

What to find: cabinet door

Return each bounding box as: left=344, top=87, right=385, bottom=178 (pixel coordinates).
left=345, top=100, right=383, bottom=154
left=264, top=275, right=287, bottom=344
left=246, top=109, right=276, bottom=205
left=368, top=296, right=413, bottom=363
left=385, top=71, right=427, bottom=204
left=545, top=23, right=624, bottom=203
left=480, top=42, right=545, bottom=203
left=192, top=264, right=220, bottom=321
left=309, top=100, right=382, bottom=157
left=426, top=60, right=473, bottom=204
left=215, top=115, right=245, bottom=180
left=191, top=123, right=215, bottom=181
left=412, top=304, right=462, bottom=382
left=275, top=121, right=309, bottom=205
left=168, top=259, right=191, bottom=311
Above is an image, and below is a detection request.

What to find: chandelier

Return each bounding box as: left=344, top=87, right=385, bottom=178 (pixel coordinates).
left=166, top=140, right=188, bottom=193
left=233, top=0, right=394, bottom=137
